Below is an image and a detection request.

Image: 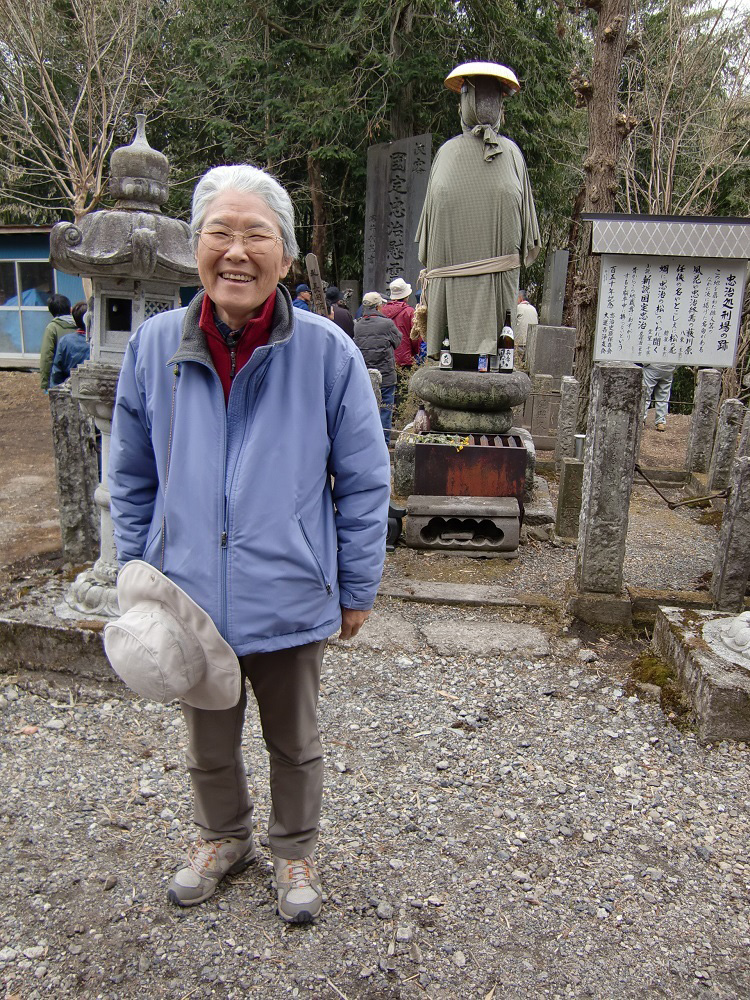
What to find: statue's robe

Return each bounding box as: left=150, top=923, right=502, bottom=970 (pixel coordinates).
left=416, top=133, right=540, bottom=357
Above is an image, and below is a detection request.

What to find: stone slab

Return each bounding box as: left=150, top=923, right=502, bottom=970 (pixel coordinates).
left=331, top=607, right=422, bottom=653
left=627, top=587, right=748, bottom=626
left=424, top=620, right=550, bottom=658
left=567, top=590, right=633, bottom=627
left=0, top=616, right=110, bottom=680
left=407, top=495, right=520, bottom=517
left=652, top=606, right=750, bottom=742
left=523, top=476, right=555, bottom=526
left=540, top=249, right=568, bottom=326
left=377, top=581, right=558, bottom=610
left=526, top=325, right=575, bottom=383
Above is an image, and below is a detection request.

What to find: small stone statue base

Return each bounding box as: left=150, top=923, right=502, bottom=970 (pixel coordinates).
left=652, top=606, right=750, bottom=741
left=66, top=558, right=119, bottom=618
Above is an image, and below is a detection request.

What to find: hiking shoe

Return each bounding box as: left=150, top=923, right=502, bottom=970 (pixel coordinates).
left=273, top=855, right=322, bottom=923
left=656, top=422, right=667, bottom=432
left=167, top=835, right=256, bottom=907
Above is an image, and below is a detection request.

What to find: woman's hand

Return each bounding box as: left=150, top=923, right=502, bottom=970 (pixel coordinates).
left=339, top=608, right=371, bottom=640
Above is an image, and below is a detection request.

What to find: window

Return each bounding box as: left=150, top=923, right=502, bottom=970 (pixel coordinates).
left=0, top=260, right=56, bottom=354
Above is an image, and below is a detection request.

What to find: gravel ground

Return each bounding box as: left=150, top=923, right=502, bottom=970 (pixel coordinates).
left=1, top=600, right=748, bottom=1000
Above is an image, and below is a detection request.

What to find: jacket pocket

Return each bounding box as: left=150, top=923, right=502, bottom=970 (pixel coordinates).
left=297, top=515, right=333, bottom=595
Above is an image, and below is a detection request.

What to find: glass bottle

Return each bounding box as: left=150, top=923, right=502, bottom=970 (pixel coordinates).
left=498, top=310, right=514, bottom=372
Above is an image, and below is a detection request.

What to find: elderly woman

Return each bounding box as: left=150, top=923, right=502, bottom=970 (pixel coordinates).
left=108, top=165, right=390, bottom=923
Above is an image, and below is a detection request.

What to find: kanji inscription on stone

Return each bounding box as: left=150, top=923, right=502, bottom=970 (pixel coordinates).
left=363, top=134, right=431, bottom=297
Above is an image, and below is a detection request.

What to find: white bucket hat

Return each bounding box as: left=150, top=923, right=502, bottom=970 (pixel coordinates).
left=103, top=560, right=241, bottom=710
left=388, top=277, right=413, bottom=300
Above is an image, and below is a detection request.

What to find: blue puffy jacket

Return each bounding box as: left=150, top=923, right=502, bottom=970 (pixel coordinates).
left=109, top=286, right=391, bottom=656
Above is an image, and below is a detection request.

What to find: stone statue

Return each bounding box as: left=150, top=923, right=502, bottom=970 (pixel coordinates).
left=416, top=62, right=540, bottom=365
left=719, top=612, right=750, bottom=662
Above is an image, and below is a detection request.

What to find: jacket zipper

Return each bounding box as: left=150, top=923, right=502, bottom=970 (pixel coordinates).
left=221, top=352, right=274, bottom=637
left=297, top=516, right=333, bottom=595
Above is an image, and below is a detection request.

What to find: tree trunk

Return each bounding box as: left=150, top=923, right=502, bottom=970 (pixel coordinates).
left=570, top=0, right=632, bottom=429
left=389, top=2, right=415, bottom=139
left=307, top=143, right=327, bottom=268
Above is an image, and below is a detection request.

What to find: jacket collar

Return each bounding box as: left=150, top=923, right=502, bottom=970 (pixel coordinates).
left=169, top=284, right=295, bottom=368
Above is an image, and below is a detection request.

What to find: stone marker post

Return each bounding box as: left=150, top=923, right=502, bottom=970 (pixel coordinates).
left=572, top=363, right=643, bottom=621
left=686, top=368, right=722, bottom=475
left=707, top=399, right=746, bottom=491
left=555, top=457, right=584, bottom=540
left=540, top=249, right=568, bottom=326
left=710, top=456, right=750, bottom=612
left=555, top=376, right=579, bottom=467
left=48, top=383, right=99, bottom=563
left=737, top=408, right=750, bottom=460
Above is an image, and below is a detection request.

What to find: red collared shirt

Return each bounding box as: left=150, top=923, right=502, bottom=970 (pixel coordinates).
left=199, top=291, right=276, bottom=404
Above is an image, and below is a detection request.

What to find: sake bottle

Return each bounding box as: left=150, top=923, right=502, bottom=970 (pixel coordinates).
left=499, top=310, right=514, bottom=372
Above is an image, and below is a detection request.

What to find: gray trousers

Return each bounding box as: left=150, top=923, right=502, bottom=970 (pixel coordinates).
left=180, top=639, right=326, bottom=859
left=643, top=365, right=675, bottom=424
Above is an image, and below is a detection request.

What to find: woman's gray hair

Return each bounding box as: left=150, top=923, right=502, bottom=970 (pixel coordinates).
left=190, top=164, right=299, bottom=260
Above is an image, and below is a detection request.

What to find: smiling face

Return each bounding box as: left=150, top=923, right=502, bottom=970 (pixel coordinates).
left=196, top=190, right=291, bottom=328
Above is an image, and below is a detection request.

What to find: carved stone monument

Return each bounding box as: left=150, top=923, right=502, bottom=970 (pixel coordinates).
left=363, top=134, right=431, bottom=297
left=49, top=114, right=198, bottom=616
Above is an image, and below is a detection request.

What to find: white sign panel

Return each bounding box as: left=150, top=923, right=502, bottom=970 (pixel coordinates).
left=594, top=254, right=745, bottom=367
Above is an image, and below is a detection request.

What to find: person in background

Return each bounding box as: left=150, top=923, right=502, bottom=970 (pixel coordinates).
left=642, top=363, right=677, bottom=431
left=353, top=291, right=401, bottom=444
left=515, top=289, right=538, bottom=367
left=325, top=286, right=354, bottom=338
left=49, top=301, right=89, bottom=387
left=382, top=277, right=420, bottom=368
left=292, top=283, right=312, bottom=311
left=108, top=163, right=390, bottom=924
left=382, top=277, right=421, bottom=413
left=39, top=294, right=76, bottom=392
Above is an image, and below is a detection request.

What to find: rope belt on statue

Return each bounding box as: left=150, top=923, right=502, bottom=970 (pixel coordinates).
left=421, top=253, right=521, bottom=283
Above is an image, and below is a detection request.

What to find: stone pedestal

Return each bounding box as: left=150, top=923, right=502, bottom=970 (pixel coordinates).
left=48, top=383, right=99, bottom=564
left=686, top=368, right=721, bottom=475
left=653, top=607, right=750, bottom=742
left=65, top=362, right=121, bottom=617
left=409, top=366, right=530, bottom=433
left=710, top=456, right=750, bottom=612
left=405, top=495, right=520, bottom=555
left=575, top=362, right=643, bottom=596
left=707, top=398, right=745, bottom=492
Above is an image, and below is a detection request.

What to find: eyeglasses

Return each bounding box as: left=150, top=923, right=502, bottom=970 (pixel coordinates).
left=198, top=225, right=283, bottom=255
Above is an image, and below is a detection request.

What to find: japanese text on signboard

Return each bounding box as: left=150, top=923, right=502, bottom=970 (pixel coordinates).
left=594, top=254, right=744, bottom=368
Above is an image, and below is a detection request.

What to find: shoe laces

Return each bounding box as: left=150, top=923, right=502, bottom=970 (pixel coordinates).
left=283, top=857, right=314, bottom=888
left=188, top=837, right=226, bottom=875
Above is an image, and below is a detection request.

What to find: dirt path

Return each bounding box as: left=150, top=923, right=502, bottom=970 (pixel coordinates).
left=0, top=372, right=62, bottom=575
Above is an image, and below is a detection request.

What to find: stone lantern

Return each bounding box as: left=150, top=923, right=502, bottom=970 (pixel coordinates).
left=50, top=114, right=199, bottom=616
